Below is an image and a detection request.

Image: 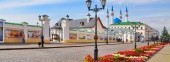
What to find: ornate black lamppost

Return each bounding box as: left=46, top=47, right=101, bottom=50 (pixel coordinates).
left=86, top=0, right=106, bottom=60
left=131, top=22, right=141, bottom=49
left=38, top=15, right=45, bottom=47
left=106, top=9, right=109, bottom=45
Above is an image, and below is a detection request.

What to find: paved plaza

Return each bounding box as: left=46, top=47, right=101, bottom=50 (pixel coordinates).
left=148, top=44, right=170, bottom=62
left=0, top=42, right=154, bottom=62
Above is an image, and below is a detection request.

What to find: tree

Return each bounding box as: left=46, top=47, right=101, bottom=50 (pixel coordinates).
left=155, top=35, right=159, bottom=43
left=151, top=35, right=155, bottom=44
left=161, top=27, right=170, bottom=42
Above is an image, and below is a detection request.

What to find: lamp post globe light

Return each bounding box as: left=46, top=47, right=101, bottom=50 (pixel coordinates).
left=38, top=15, right=45, bottom=47
left=131, top=22, right=141, bottom=49
left=86, top=0, right=106, bottom=61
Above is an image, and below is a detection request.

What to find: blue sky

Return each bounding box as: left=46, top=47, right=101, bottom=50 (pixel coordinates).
left=0, top=0, right=170, bottom=32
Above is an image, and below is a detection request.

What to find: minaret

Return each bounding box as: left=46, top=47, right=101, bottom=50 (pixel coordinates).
left=110, top=6, right=114, bottom=24
left=87, top=13, right=91, bottom=22
left=107, top=9, right=110, bottom=25
left=120, top=9, right=122, bottom=21
left=125, top=6, right=128, bottom=22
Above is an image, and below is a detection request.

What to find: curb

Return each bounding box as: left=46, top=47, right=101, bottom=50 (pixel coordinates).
left=0, top=43, right=121, bottom=50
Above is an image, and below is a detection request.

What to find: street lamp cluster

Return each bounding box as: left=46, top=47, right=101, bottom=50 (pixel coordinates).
left=86, top=0, right=106, bottom=61
left=131, top=22, right=141, bottom=49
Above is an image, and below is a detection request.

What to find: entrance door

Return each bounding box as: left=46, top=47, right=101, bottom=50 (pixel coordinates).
left=52, top=34, right=60, bottom=42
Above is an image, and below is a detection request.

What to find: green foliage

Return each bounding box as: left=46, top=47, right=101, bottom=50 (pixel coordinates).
left=161, top=27, right=170, bottom=42
left=135, top=48, right=144, bottom=53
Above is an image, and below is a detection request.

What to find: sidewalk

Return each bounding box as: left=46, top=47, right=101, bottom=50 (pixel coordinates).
left=0, top=42, right=121, bottom=50
left=148, top=44, right=170, bottom=62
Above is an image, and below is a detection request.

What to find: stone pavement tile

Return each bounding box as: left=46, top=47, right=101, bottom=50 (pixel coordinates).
left=148, top=45, right=170, bottom=62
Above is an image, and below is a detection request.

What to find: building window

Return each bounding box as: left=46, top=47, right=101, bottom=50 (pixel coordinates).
left=141, top=27, right=143, bottom=29
left=6, top=29, right=24, bottom=38
left=80, top=22, right=84, bottom=26
left=56, top=23, right=58, bottom=26
left=60, top=23, right=62, bottom=26
left=129, top=27, right=130, bottom=29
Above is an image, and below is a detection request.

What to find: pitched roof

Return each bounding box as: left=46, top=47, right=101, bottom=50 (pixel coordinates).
left=5, top=22, right=41, bottom=27
left=51, top=17, right=106, bottom=29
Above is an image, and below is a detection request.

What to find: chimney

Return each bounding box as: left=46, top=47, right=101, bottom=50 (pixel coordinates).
left=87, top=13, right=91, bottom=22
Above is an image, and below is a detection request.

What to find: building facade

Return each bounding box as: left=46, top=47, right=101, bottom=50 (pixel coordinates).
left=0, top=15, right=50, bottom=44
left=108, top=6, right=159, bottom=43
left=51, top=14, right=116, bottom=43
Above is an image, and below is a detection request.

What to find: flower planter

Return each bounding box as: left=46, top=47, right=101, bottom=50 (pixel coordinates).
left=84, top=42, right=168, bottom=62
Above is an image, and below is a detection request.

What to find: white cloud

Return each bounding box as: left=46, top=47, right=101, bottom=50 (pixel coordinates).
left=107, top=0, right=160, bottom=4
left=0, top=0, right=68, bottom=9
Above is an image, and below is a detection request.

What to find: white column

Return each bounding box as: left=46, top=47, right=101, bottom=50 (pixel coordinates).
left=59, top=29, right=62, bottom=41
left=2, top=20, right=5, bottom=43
left=123, top=33, right=126, bottom=43
left=43, top=15, right=50, bottom=41
left=62, top=19, right=69, bottom=42
left=110, top=15, right=113, bottom=24
left=127, top=32, right=131, bottom=42
left=23, top=23, right=28, bottom=40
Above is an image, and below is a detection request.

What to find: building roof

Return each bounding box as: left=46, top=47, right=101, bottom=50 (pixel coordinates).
left=51, top=17, right=106, bottom=29
left=5, top=22, right=41, bottom=27
left=114, top=18, right=121, bottom=24
left=111, top=21, right=144, bottom=25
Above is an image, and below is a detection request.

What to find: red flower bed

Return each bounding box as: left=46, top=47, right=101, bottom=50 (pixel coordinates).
left=84, top=42, right=168, bottom=62
left=117, top=50, right=141, bottom=56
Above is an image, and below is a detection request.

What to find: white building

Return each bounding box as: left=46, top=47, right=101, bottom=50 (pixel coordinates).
left=108, top=6, right=159, bottom=43
left=0, top=15, right=50, bottom=44
left=51, top=14, right=116, bottom=43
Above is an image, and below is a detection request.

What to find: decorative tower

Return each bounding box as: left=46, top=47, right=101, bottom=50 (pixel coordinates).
left=62, top=15, right=70, bottom=43
left=42, top=15, right=50, bottom=42
left=66, top=15, right=69, bottom=20
left=120, top=9, right=122, bottom=21
left=125, top=6, right=128, bottom=22
left=110, top=6, right=114, bottom=24
left=87, top=13, right=91, bottom=22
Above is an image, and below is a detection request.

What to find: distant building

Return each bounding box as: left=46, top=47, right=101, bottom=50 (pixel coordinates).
left=51, top=14, right=116, bottom=43
left=108, top=6, right=159, bottom=43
